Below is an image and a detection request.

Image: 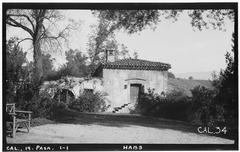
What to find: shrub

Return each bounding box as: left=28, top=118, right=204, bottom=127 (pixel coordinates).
left=133, top=86, right=226, bottom=127
left=69, top=91, right=107, bottom=112
left=151, top=90, right=191, bottom=121
left=190, top=86, right=225, bottom=126
left=26, top=92, right=53, bottom=118
left=133, top=89, right=191, bottom=121
left=131, top=88, right=160, bottom=114
left=48, top=100, right=70, bottom=119
left=14, top=86, right=70, bottom=119
left=17, top=90, right=57, bottom=118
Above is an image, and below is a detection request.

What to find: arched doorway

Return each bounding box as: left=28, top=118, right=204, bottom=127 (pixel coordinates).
left=53, top=89, right=75, bottom=105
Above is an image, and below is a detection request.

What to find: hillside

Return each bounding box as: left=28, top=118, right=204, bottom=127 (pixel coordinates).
left=167, top=78, right=213, bottom=97
left=175, top=71, right=213, bottom=80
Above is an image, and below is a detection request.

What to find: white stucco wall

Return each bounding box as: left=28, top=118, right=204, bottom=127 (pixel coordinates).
left=41, top=71, right=168, bottom=113
left=102, top=69, right=168, bottom=112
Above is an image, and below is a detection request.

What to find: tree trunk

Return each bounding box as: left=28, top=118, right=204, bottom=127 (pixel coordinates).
left=32, top=10, right=46, bottom=85
left=33, top=41, right=43, bottom=84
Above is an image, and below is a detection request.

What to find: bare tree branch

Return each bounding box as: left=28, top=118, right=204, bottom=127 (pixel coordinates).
left=39, top=24, right=47, bottom=40
left=6, top=17, right=34, bottom=36
left=41, top=24, right=72, bottom=41
left=16, top=37, right=33, bottom=47
left=7, top=13, right=35, bottom=31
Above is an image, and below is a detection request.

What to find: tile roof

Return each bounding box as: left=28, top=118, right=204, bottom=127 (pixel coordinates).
left=103, top=58, right=171, bottom=71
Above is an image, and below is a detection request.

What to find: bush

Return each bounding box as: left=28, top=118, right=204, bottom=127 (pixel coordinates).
left=69, top=91, right=107, bottom=112
left=16, top=89, right=65, bottom=119
left=13, top=84, right=70, bottom=119
left=132, top=89, right=191, bottom=121
left=190, top=86, right=225, bottom=126
left=10, top=79, right=107, bottom=119
left=131, top=88, right=160, bottom=114
left=48, top=100, right=70, bottom=119
left=26, top=92, right=53, bottom=118
left=151, top=90, right=191, bottom=121
left=133, top=86, right=226, bottom=127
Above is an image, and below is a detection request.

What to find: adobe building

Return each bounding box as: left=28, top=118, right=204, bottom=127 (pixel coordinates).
left=92, top=51, right=171, bottom=113
left=41, top=51, right=171, bottom=113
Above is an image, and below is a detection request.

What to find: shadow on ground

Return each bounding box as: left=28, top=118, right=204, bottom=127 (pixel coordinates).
left=51, top=109, right=198, bottom=135
left=48, top=109, right=237, bottom=141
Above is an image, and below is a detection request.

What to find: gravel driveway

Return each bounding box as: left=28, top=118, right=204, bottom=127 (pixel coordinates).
left=7, top=123, right=234, bottom=144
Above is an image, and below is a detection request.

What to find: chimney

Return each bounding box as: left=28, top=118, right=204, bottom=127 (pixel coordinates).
left=106, top=50, right=115, bottom=62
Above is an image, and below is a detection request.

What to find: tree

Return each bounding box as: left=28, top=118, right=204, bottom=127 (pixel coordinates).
left=188, top=76, right=194, bottom=80
left=119, top=44, right=130, bottom=59
left=6, top=38, right=31, bottom=103
left=197, top=33, right=237, bottom=131
left=89, top=9, right=235, bottom=67
left=87, top=17, right=119, bottom=66
left=168, top=72, right=175, bottom=79
left=92, top=10, right=161, bottom=34
left=6, top=38, right=27, bottom=82
left=133, top=51, right=138, bottom=59
left=87, top=18, right=132, bottom=72
left=42, top=53, right=54, bottom=80
left=89, top=9, right=234, bottom=71
left=214, top=34, right=237, bottom=125
left=46, top=49, right=89, bottom=80
left=6, top=9, right=79, bottom=85
left=65, top=49, right=89, bottom=77
left=190, top=86, right=221, bottom=126
left=87, top=10, right=160, bottom=67
left=93, top=10, right=234, bottom=33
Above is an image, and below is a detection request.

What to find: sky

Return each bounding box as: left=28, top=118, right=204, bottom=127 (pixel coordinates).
left=6, top=10, right=234, bottom=77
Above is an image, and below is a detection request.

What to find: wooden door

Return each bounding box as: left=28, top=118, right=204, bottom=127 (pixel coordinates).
left=130, top=84, right=141, bottom=104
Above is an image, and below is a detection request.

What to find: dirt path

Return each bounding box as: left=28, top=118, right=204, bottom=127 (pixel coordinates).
left=7, top=123, right=234, bottom=144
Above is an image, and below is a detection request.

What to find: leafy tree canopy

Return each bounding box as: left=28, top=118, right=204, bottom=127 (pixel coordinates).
left=65, top=49, right=89, bottom=77
left=93, top=9, right=234, bottom=33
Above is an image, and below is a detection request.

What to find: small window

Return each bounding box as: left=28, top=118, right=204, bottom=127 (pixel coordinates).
left=109, top=50, right=114, bottom=55
left=124, top=85, right=127, bottom=89
left=84, top=89, right=93, bottom=94
left=161, top=91, right=166, bottom=97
